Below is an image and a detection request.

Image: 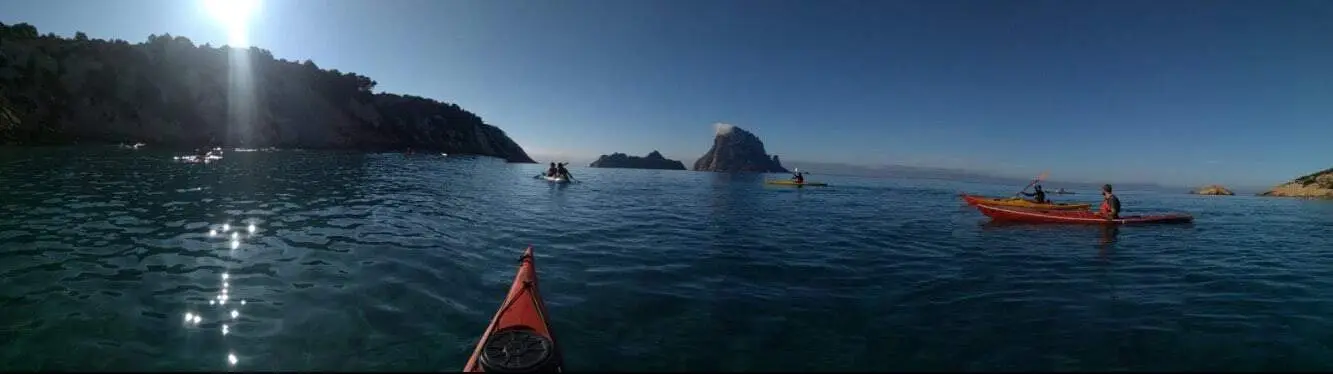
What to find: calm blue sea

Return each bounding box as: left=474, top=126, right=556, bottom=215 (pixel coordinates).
left=2, top=147, right=1332, bottom=371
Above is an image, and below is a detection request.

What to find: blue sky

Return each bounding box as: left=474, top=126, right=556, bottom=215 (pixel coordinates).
left=2, top=0, right=1330, bottom=187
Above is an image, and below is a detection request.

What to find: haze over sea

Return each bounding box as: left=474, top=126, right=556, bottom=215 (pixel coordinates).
left=4, top=148, right=1333, bottom=371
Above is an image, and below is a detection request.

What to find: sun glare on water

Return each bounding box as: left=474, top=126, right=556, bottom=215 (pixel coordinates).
left=202, top=0, right=259, bottom=47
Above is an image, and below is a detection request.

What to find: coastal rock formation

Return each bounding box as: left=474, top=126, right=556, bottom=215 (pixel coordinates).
left=0, top=22, right=534, bottom=162
left=1260, top=168, right=1333, bottom=198
left=1191, top=184, right=1235, bottom=196
left=692, top=123, right=788, bottom=173
left=589, top=150, right=686, bottom=170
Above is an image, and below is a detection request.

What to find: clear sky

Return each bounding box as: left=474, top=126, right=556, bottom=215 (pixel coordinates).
left=2, top=0, right=1330, bottom=187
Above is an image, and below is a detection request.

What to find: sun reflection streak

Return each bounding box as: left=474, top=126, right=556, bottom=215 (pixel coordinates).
left=199, top=220, right=260, bottom=368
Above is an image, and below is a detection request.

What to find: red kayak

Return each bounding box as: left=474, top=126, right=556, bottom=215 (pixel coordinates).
left=974, top=204, right=1193, bottom=224
left=463, top=247, right=563, bottom=372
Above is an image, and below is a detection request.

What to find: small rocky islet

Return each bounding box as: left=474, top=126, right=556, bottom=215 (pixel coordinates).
left=589, top=151, right=686, bottom=170
left=1191, top=185, right=1235, bottom=196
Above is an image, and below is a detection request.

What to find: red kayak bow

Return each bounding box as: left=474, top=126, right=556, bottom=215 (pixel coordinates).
left=463, top=246, right=563, bottom=372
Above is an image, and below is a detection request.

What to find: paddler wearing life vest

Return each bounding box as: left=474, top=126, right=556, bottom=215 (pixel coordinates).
left=791, top=168, right=805, bottom=184
left=1099, top=184, right=1121, bottom=220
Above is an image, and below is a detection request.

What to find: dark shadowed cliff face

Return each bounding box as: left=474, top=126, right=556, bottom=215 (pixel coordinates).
left=0, top=23, right=534, bottom=163
left=692, top=123, right=787, bottom=173
left=589, top=150, right=686, bottom=170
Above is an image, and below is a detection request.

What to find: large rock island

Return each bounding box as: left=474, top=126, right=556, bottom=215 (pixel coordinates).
left=1261, top=168, right=1333, bottom=198
left=589, top=150, right=686, bottom=170
left=0, top=22, right=534, bottom=162
left=692, top=123, right=788, bottom=173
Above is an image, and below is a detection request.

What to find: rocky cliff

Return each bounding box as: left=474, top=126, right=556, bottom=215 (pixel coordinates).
left=1190, top=184, right=1234, bottom=195
left=0, top=22, right=534, bottom=162
left=692, top=123, right=787, bottom=173
left=589, top=150, right=686, bottom=170
left=1260, top=168, right=1333, bottom=198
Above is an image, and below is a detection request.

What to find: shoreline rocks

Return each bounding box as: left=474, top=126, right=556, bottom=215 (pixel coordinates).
left=1260, top=168, right=1333, bottom=198
left=589, top=150, right=686, bottom=170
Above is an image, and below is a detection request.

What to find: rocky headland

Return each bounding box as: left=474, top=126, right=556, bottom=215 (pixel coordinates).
left=0, top=22, right=534, bottom=162
left=1190, top=184, right=1235, bottom=196
left=1260, top=168, right=1333, bottom=198
left=589, top=150, right=686, bottom=170
left=692, top=123, right=787, bottom=173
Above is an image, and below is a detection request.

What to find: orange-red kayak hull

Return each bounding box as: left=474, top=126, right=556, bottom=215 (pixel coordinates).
left=974, top=204, right=1193, bottom=224
left=463, top=246, right=562, bottom=372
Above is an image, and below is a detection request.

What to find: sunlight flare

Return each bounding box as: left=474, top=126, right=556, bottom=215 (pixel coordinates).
left=201, top=0, right=259, bottom=47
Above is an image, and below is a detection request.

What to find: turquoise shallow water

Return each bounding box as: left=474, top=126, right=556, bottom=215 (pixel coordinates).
left=3, top=147, right=1333, bottom=371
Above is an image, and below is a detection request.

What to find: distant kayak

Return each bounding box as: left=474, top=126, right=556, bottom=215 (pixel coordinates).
left=541, top=175, right=569, bottom=184
left=960, top=194, right=1090, bottom=210
left=463, top=247, right=563, bottom=372
left=173, top=154, right=222, bottom=163
left=974, top=204, right=1193, bottom=225
left=765, top=180, right=828, bottom=187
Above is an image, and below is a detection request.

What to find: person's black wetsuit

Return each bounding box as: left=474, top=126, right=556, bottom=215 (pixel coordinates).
left=556, top=164, right=571, bottom=179
left=1022, top=188, right=1047, bottom=203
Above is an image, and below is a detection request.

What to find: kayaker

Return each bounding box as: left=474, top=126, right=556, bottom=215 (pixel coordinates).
left=557, top=163, right=573, bottom=180
left=545, top=162, right=558, bottom=177
left=791, top=168, right=805, bottom=184
left=1100, top=184, right=1121, bottom=220
left=1022, top=184, right=1047, bottom=203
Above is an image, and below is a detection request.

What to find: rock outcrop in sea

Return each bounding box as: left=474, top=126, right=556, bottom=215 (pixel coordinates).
left=0, top=22, right=534, bottom=162
left=692, top=123, right=788, bottom=173
left=1260, top=168, right=1333, bottom=198
left=1190, top=185, right=1235, bottom=196
left=589, top=150, right=686, bottom=170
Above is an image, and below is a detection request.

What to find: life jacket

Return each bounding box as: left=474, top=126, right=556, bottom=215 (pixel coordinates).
left=1100, top=198, right=1113, bottom=215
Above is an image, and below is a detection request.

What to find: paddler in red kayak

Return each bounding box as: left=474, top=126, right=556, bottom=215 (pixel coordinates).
left=1099, top=184, right=1121, bottom=220
left=1021, top=184, right=1048, bottom=204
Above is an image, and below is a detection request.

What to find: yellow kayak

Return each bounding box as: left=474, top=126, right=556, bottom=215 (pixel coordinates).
left=961, top=194, right=1091, bottom=210
left=766, top=180, right=828, bottom=187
